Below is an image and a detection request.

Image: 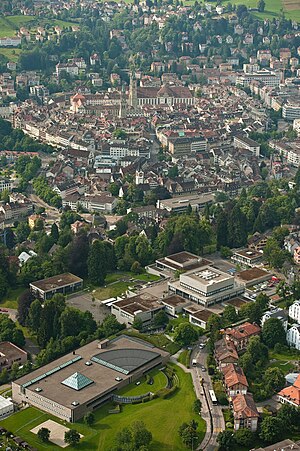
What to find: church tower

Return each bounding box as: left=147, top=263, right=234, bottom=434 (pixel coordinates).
left=129, top=73, right=138, bottom=109
left=119, top=84, right=127, bottom=119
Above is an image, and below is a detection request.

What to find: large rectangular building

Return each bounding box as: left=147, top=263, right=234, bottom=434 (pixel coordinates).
left=168, top=265, right=244, bottom=307
left=30, top=273, right=83, bottom=300
left=12, top=335, right=169, bottom=422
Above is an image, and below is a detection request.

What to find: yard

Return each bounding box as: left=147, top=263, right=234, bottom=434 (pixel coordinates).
left=0, top=48, right=21, bottom=62
left=91, top=271, right=160, bottom=301
left=267, top=349, right=299, bottom=374
left=0, top=364, right=206, bottom=451
left=117, top=368, right=167, bottom=396
left=0, top=286, right=25, bottom=309
left=0, top=15, right=79, bottom=38
left=125, top=330, right=181, bottom=355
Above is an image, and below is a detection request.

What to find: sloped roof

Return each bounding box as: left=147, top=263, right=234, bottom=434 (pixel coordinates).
left=278, top=375, right=300, bottom=406
left=61, top=372, right=94, bottom=391
left=222, top=364, right=248, bottom=388
left=232, top=393, right=259, bottom=419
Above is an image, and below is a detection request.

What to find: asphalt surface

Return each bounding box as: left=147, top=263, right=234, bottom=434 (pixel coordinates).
left=190, top=343, right=225, bottom=451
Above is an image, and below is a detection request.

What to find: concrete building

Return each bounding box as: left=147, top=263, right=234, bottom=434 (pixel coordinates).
left=236, top=267, right=272, bottom=288
left=12, top=335, right=169, bottom=422
left=0, top=396, right=14, bottom=418
left=231, top=249, right=263, bottom=268
left=236, top=69, right=281, bottom=88
left=156, top=193, right=214, bottom=214
left=283, top=102, right=300, bottom=121
left=168, top=265, right=244, bottom=307
left=233, top=135, right=260, bottom=157
left=155, top=251, right=211, bottom=275
left=0, top=342, right=27, bottom=371
left=111, top=293, right=163, bottom=328
left=187, top=308, right=212, bottom=329
left=160, top=295, right=190, bottom=317
left=30, top=273, right=83, bottom=300
left=253, top=439, right=300, bottom=451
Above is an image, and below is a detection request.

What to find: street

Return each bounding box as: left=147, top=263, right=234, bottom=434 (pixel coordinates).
left=190, top=344, right=225, bottom=451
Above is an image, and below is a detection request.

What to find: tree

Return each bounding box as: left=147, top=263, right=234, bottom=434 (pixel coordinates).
left=84, top=412, right=95, bottom=426
left=132, top=317, right=143, bottom=331
left=217, top=430, right=235, bottom=450
left=263, top=367, right=285, bottom=393
left=234, top=429, right=253, bottom=447
left=193, top=399, right=202, bottom=414
left=27, top=299, right=42, bottom=332
left=64, top=429, right=81, bottom=446
left=222, top=305, right=238, bottom=325
left=37, top=427, right=50, bottom=443
left=17, top=289, right=34, bottom=325
left=153, top=310, right=169, bottom=328
left=258, top=0, right=265, bottom=12
left=50, top=223, right=59, bottom=242
left=98, top=314, right=125, bottom=338
left=87, top=240, right=107, bottom=286
left=178, top=420, right=198, bottom=449
left=277, top=403, right=300, bottom=429
left=173, top=323, right=198, bottom=346
left=259, top=416, right=283, bottom=443
left=131, top=421, right=152, bottom=449
left=68, top=232, right=89, bottom=278
left=262, top=318, right=286, bottom=348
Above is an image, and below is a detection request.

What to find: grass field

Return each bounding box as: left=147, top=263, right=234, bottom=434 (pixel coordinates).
left=0, top=15, right=79, bottom=38
left=222, top=0, right=300, bottom=21
left=0, top=48, right=21, bottom=62
left=267, top=350, right=298, bottom=374
left=92, top=271, right=160, bottom=301
left=0, top=364, right=206, bottom=451
left=0, top=286, right=25, bottom=309
left=117, top=368, right=167, bottom=396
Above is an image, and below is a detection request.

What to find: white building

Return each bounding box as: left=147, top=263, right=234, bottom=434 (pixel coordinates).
left=286, top=324, right=300, bottom=350
left=289, top=301, right=300, bottom=323
left=168, top=266, right=244, bottom=307
left=233, top=135, right=260, bottom=157
left=236, top=69, right=281, bottom=88
left=0, top=37, right=21, bottom=47
left=283, top=102, right=300, bottom=121
left=0, top=178, right=13, bottom=193
left=0, top=396, right=14, bottom=418
left=261, top=308, right=288, bottom=331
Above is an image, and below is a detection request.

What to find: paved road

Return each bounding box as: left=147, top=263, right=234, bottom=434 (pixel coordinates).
left=191, top=344, right=225, bottom=451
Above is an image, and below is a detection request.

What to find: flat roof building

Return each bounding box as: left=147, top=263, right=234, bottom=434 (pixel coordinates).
left=0, top=396, right=14, bottom=419
left=30, top=273, right=83, bottom=300
left=156, top=193, right=214, bottom=214
left=155, top=251, right=212, bottom=274
left=168, top=265, right=244, bottom=307
left=12, top=335, right=169, bottom=422
left=0, top=341, right=27, bottom=371
left=231, top=248, right=263, bottom=268
left=236, top=267, right=272, bottom=288
left=111, top=293, right=163, bottom=328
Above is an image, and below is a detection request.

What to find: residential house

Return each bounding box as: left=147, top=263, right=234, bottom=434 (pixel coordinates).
left=214, top=338, right=239, bottom=369
left=232, top=393, right=259, bottom=431
left=286, top=324, right=300, bottom=351
left=224, top=322, right=261, bottom=352
left=222, top=364, right=248, bottom=398
left=261, top=308, right=288, bottom=331
left=278, top=374, right=300, bottom=407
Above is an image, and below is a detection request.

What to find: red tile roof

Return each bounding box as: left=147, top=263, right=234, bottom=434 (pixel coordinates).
left=278, top=375, right=300, bottom=406
left=233, top=393, right=259, bottom=419
left=222, top=364, right=248, bottom=388
left=225, top=322, right=261, bottom=341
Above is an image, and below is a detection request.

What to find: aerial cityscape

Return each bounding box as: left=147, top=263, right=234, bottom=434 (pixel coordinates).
left=0, top=0, right=300, bottom=450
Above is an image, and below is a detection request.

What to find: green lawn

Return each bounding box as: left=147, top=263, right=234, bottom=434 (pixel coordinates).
left=0, top=286, right=25, bottom=309
left=125, top=331, right=181, bottom=355
left=92, top=271, right=160, bottom=301
left=177, top=349, right=191, bottom=368
left=0, top=15, right=79, bottom=39
left=93, top=281, right=131, bottom=300
left=0, top=48, right=21, bottom=62
left=0, top=364, right=206, bottom=451
left=117, top=368, right=167, bottom=396
left=267, top=349, right=299, bottom=374
left=222, top=0, right=300, bottom=21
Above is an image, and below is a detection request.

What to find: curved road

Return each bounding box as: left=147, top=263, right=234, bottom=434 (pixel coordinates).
left=190, top=344, right=225, bottom=451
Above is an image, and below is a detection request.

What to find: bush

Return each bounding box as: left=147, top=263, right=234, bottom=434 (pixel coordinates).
left=208, top=365, right=215, bottom=375
left=142, top=396, right=150, bottom=403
